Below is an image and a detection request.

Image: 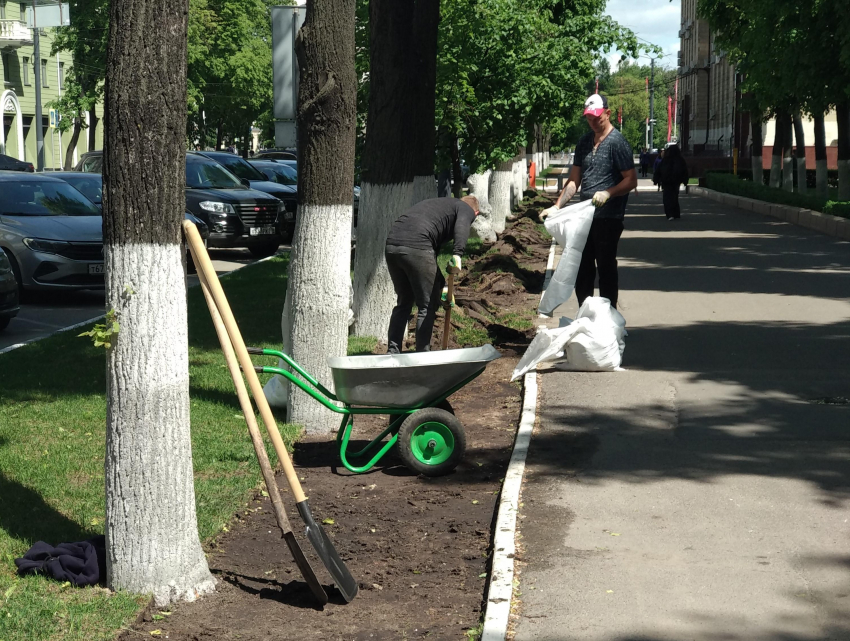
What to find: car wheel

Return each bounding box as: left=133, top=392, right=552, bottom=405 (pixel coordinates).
left=4, top=251, right=25, bottom=301
left=249, top=241, right=280, bottom=258
left=0, top=317, right=10, bottom=332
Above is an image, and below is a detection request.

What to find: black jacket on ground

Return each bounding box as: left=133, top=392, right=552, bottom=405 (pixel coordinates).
left=15, top=535, right=106, bottom=586
left=385, top=197, right=476, bottom=255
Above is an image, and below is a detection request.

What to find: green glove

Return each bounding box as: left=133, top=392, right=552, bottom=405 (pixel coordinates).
left=441, top=286, right=455, bottom=307
left=450, top=254, right=462, bottom=270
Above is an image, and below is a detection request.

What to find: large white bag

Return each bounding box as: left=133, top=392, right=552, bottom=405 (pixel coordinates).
left=511, top=297, right=626, bottom=381
left=538, top=199, right=596, bottom=315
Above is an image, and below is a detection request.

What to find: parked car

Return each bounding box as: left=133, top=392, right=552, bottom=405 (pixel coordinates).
left=73, top=151, right=102, bottom=173
left=50, top=172, right=210, bottom=272
left=0, top=172, right=104, bottom=293
left=71, top=151, right=286, bottom=255
left=0, top=248, right=20, bottom=332
left=196, top=151, right=297, bottom=241
left=0, top=153, right=34, bottom=173
left=253, top=148, right=297, bottom=161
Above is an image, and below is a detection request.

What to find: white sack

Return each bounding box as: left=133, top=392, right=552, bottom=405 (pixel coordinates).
left=538, top=200, right=596, bottom=315
left=511, top=297, right=625, bottom=380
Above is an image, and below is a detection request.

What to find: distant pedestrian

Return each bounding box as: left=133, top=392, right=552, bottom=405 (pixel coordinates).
left=653, top=144, right=689, bottom=220
left=652, top=150, right=663, bottom=177
left=639, top=149, right=649, bottom=177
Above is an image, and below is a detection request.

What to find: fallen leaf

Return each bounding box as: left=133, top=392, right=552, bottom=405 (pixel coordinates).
left=264, top=570, right=274, bottom=575
left=370, top=528, right=376, bottom=533
left=372, top=583, right=383, bottom=590
left=149, top=631, right=162, bottom=637
left=472, top=500, right=479, bottom=505
left=412, top=570, right=421, bottom=575
left=4, top=585, right=16, bottom=600
left=261, top=490, right=269, bottom=497
left=222, top=526, right=229, bottom=533
left=60, top=582, right=71, bottom=590
left=152, top=614, right=164, bottom=621
left=159, top=611, right=172, bottom=617
left=606, top=590, right=614, bottom=594
left=322, top=518, right=335, bottom=525
left=410, top=584, right=419, bottom=589
left=610, top=533, right=621, bottom=537
left=478, top=573, right=487, bottom=578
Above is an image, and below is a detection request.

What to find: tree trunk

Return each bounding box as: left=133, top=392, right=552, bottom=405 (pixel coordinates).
left=450, top=133, right=463, bottom=198
left=467, top=170, right=496, bottom=243
left=769, top=113, right=784, bottom=188
left=352, top=0, right=414, bottom=342
left=287, top=0, right=357, bottom=436
left=490, top=159, right=513, bottom=234
left=88, top=107, right=99, bottom=152
left=409, top=0, right=440, bottom=204
left=216, top=120, right=223, bottom=151
left=63, top=117, right=82, bottom=170
left=814, top=112, right=828, bottom=200
left=751, top=115, right=763, bottom=184
left=782, top=115, right=794, bottom=192
left=838, top=102, right=850, bottom=201
left=793, top=113, right=807, bottom=194
left=103, top=0, right=214, bottom=605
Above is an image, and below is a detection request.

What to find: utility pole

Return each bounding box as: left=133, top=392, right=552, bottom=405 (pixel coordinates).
left=31, top=0, right=44, bottom=171
left=649, top=57, right=656, bottom=152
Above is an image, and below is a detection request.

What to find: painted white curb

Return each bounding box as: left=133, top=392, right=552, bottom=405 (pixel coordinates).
left=481, top=371, right=537, bottom=641
left=0, top=251, right=285, bottom=357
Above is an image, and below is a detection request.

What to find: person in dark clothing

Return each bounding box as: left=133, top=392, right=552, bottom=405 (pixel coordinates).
left=639, top=149, right=649, bottom=177
left=384, top=196, right=479, bottom=353
left=540, top=94, right=637, bottom=308
left=653, top=144, right=689, bottom=220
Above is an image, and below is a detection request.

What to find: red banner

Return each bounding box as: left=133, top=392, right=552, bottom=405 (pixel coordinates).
left=667, top=96, right=673, bottom=142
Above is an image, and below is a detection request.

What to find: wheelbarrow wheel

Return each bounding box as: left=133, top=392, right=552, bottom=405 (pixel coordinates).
left=398, top=408, right=466, bottom=477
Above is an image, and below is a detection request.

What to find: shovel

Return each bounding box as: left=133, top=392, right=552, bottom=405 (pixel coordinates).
left=184, top=221, right=359, bottom=603
left=441, top=265, right=460, bottom=350
left=196, top=273, right=328, bottom=606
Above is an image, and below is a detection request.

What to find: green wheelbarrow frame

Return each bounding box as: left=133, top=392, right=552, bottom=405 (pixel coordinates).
left=248, top=347, right=487, bottom=474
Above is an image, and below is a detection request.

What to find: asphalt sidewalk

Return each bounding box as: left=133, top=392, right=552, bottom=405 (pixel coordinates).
left=513, top=191, right=850, bottom=640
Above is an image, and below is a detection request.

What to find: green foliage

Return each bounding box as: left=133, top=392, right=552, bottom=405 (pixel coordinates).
left=78, top=308, right=119, bottom=350
left=823, top=200, right=850, bottom=218
left=705, top=171, right=832, bottom=212
left=434, top=0, right=646, bottom=173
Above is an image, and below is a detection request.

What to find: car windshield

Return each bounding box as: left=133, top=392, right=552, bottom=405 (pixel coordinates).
left=0, top=180, right=101, bottom=216
left=82, top=155, right=103, bottom=173
left=211, top=155, right=267, bottom=182
left=254, top=162, right=297, bottom=185
left=186, top=157, right=243, bottom=189
left=62, top=176, right=103, bottom=205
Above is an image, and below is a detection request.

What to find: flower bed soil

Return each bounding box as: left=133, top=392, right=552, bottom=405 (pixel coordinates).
left=121, top=197, right=553, bottom=641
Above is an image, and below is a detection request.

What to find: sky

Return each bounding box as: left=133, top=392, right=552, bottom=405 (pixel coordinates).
left=604, top=0, right=681, bottom=70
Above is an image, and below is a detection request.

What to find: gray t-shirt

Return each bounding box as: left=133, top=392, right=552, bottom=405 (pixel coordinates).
left=574, top=129, right=635, bottom=219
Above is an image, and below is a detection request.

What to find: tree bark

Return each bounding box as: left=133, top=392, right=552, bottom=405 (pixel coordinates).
left=490, top=159, right=513, bottom=234
left=769, top=112, right=784, bottom=188
left=782, top=114, right=794, bottom=192
left=409, top=0, right=440, bottom=204
left=352, top=0, right=415, bottom=342
left=814, top=112, right=828, bottom=200
left=793, top=113, right=807, bottom=194
left=63, top=117, right=81, bottom=170
left=216, top=120, right=223, bottom=151
left=450, top=133, right=463, bottom=198
left=467, top=170, right=496, bottom=243
left=751, top=114, right=763, bottom=184
left=88, top=107, right=99, bottom=152
left=103, top=0, right=214, bottom=605
left=837, top=102, right=850, bottom=201
left=287, top=0, right=357, bottom=436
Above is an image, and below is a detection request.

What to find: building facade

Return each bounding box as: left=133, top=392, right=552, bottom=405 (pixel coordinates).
left=1, top=1, right=103, bottom=168
left=678, top=0, right=839, bottom=171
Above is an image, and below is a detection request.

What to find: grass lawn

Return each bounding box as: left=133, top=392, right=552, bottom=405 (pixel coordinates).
left=0, top=254, right=356, bottom=641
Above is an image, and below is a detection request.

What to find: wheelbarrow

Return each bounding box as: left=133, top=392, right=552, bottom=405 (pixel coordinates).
left=248, top=345, right=501, bottom=476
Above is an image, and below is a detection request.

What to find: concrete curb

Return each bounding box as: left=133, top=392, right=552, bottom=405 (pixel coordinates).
left=691, top=187, right=850, bottom=241
left=0, top=251, right=285, bottom=357
left=481, top=371, right=538, bottom=641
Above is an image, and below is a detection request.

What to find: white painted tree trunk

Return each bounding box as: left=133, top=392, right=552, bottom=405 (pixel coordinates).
left=353, top=181, right=413, bottom=342
left=839, top=160, right=850, bottom=201
left=105, top=244, right=215, bottom=605
left=489, top=161, right=513, bottom=235
left=467, top=170, right=496, bottom=243
left=782, top=154, right=794, bottom=192
left=816, top=159, right=829, bottom=200
left=411, top=174, right=436, bottom=204
left=544, top=150, right=549, bottom=169
left=769, top=155, right=782, bottom=188
left=287, top=204, right=351, bottom=436
left=751, top=155, right=763, bottom=185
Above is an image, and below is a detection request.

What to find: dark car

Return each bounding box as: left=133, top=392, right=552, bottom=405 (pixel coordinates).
left=253, top=149, right=297, bottom=161
left=196, top=151, right=297, bottom=241
left=0, top=153, right=34, bottom=173
left=0, top=247, right=19, bottom=332
left=71, top=151, right=284, bottom=256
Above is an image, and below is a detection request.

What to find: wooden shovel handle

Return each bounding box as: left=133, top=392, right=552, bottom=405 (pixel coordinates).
left=441, top=267, right=458, bottom=350
left=197, top=274, right=295, bottom=535
left=184, top=221, right=307, bottom=503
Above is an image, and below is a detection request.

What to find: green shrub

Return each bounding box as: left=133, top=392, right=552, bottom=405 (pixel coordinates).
left=823, top=201, right=850, bottom=219
left=704, top=171, right=835, bottom=213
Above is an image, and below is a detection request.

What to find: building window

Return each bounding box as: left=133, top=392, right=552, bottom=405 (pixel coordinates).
left=41, top=59, right=48, bottom=87
left=58, top=61, right=63, bottom=89
left=22, top=57, right=29, bottom=85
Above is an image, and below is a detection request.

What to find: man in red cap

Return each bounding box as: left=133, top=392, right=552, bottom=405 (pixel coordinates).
left=542, top=94, right=637, bottom=308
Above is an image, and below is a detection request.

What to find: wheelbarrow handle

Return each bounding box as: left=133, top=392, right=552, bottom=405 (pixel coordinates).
left=246, top=347, right=264, bottom=355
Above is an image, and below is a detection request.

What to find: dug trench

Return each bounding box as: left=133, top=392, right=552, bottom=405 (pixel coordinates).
left=123, top=194, right=554, bottom=640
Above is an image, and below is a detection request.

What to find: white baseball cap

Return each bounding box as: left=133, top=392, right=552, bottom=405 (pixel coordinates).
left=583, top=94, right=609, bottom=117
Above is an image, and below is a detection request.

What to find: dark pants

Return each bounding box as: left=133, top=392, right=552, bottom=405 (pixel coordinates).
left=575, top=218, right=624, bottom=308
left=385, top=245, right=445, bottom=353
left=640, top=163, right=648, bottom=178
left=663, top=186, right=681, bottom=219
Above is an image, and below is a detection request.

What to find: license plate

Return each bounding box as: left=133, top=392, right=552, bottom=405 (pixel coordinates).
left=88, top=263, right=105, bottom=275
left=249, top=226, right=276, bottom=236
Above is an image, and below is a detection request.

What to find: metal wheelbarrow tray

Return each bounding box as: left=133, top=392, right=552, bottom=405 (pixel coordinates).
left=249, top=345, right=501, bottom=476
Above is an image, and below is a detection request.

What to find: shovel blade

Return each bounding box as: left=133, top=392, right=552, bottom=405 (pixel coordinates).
left=297, top=501, right=359, bottom=602
left=282, top=531, right=329, bottom=605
